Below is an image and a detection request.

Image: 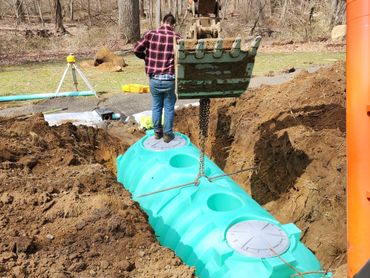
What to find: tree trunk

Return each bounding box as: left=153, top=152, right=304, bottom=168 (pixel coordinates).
left=155, top=0, right=161, bottom=28
left=280, top=0, right=289, bottom=21
left=232, top=0, right=237, bottom=14
left=178, top=0, right=182, bottom=18
left=69, top=0, right=74, bottom=21
left=149, top=0, right=153, bottom=27
left=97, top=0, right=102, bottom=13
left=172, top=0, right=178, bottom=18
left=14, top=0, right=26, bottom=22
left=330, top=0, right=339, bottom=27
left=167, top=0, right=172, bottom=15
left=23, top=0, right=31, bottom=23
left=263, top=0, right=271, bottom=17
left=118, top=0, right=140, bottom=43
left=35, top=0, right=45, bottom=26
left=178, top=0, right=186, bottom=16
left=250, top=1, right=266, bottom=35
left=48, top=0, right=53, bottom=17
left=222, top=0, right=228, bottom=19
left=87, top=0, right=92, bottom=27
left=54, top=0, right=67, bottom=34
left=140, top=0, right=145, bottom=18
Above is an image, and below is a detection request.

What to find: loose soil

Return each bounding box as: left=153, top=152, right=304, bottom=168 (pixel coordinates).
left=175, top=62, right=346, bottom=276
left=0, top=116, right=194, bottom=277
left=0, top=62, right=346, bottom=277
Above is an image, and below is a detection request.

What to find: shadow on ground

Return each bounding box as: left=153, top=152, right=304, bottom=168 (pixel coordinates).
left=251, top=104, right=345, bottom=205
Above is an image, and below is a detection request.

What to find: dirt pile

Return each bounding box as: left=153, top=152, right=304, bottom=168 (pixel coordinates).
left=0, top=115, right=194, bottom=278
left=175, top=62, right=346, bottom=275
left=80, top=47, right=127, bottom=72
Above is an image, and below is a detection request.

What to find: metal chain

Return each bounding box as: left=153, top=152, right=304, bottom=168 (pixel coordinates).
left=137, top=167, right=256, bottom=198
left=269, top=247, right=329, bottom=278
left=207, top=167, right=257, bottom=182
left=195, top=98, right=211, bottom=184
left=137, top=97, right=258, bottom=198
left=137, top=180, right=197, bottom=198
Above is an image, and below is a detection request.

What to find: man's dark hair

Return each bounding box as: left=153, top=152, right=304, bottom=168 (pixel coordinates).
left=163, top=13, right=176, bottom=26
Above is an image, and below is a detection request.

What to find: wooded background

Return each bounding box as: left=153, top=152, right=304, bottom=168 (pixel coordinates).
left=0, top=0, right=346, bottom=41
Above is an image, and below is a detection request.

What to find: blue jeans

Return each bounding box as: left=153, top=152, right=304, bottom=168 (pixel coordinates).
left=149, top=78, right=176, bottom=135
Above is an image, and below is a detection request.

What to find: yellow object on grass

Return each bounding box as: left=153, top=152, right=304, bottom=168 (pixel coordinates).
left=122, top=84, right=150, bottom=93
left=140, top=115, right=153, bottom=129
left=139, top=115, right=164, bottom=130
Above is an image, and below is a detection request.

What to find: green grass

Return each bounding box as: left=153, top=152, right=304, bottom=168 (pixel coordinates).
left=254, top=52, right=345, bottom=75
left=0, top=52, right=345, bottom=96
left=0, top=55, right=147, bottom=96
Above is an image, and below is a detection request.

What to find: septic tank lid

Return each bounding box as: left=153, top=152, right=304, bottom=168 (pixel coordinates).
left=226, top=220, right=290, bottom=258
left=143, top=134, right=187, bottom=151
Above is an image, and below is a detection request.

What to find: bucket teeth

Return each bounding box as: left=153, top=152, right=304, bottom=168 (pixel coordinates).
left=213, top=39, right=223, bottom=58
left=230, top=37, right=241, bottom=58
left=249, top=36, right=262, bottom=57
left=195, top=40, right=205, bottom=59
left=178, top=40, right=186, bottom=60
left=175, top=36, right=262, bottom=99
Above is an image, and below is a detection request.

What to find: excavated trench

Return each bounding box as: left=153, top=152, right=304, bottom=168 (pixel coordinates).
left=0, top=62, right=346, bottom=277
left=174, top=62, right=346, bottom=275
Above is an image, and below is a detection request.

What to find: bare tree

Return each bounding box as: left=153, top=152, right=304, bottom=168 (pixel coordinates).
left=118, top=0, right=140, bottom=43
left=280, top=0, right=290, bottom=21
left=22, top=0, right=31, bottom=23
left=155, top=0, right=161, bottom=28
left=54, top=0, right=67, bottom=34
left=140, top=0, right=145, bottom=18
left=34, top=0, right=44, bottom=26
left=250, top=1, right=266, bottom=34
left=0, top=0, right=347, bottom=41
left=96, top=0, right=102, bottom=12
left=330, top=0, right=346, bottom=27
left=166, top=0, right=171, bottom=14
left=48, top=0, right=53, bottom=17
left=14, top=0, right=26, bottom=22
left=177, top=0, right=183, bottom=17
left=172, top=0, right=178, bottom=18
left=148, top=0, right=153, bottom=27
left=69, top=0, right=74, bottom=20
left=232, top=0, right=238, bottom=14
left=263, top=0, right=271, bottom=18
left=87, top=0, right=92, bottom=27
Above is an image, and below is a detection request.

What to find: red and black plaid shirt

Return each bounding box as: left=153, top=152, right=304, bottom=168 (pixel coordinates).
left=134, top=25, right=182, bottom=76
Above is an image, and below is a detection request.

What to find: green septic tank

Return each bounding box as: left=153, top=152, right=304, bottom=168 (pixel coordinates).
left=117, top=131, right=331, bottom=278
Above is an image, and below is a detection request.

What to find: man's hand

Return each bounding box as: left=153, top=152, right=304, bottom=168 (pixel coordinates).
left=134, top=32, right=149, bottom=60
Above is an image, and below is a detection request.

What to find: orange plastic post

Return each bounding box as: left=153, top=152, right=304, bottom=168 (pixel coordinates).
left=347, top=0, right=370, bottom=276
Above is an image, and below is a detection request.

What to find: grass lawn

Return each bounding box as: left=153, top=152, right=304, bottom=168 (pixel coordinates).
left=0, top=52, right=345, bottom=96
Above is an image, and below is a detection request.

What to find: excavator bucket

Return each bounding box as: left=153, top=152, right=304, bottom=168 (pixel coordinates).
left=175, top=36, right=261, bottom=99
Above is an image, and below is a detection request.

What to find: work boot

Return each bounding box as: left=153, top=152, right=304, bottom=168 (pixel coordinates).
left=154, top=130, right=163, bottom=140
left=163, top=133, right=175, bottom=143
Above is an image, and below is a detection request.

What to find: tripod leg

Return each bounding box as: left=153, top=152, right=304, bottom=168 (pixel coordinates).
left=71, top=64, right=79, bottom=91
left=75, top=65, right=98, bottom=98
left=55, top=64, right=70, bottom=95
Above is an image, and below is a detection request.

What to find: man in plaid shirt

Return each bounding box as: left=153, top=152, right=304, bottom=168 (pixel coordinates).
left=134, top=13, right=181, bottom=143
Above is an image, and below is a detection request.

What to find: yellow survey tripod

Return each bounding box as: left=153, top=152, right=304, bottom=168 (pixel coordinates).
left=55, top=54, right=97, bottom=97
